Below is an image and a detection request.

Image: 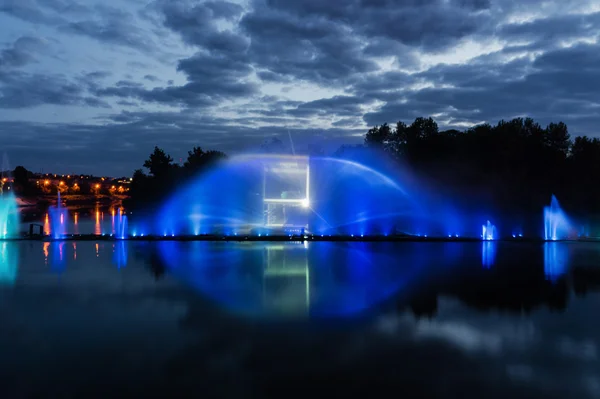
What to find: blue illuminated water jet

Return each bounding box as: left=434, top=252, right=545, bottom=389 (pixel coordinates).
left=543, top=195, right=572, bottom=241
left=148, top=154, right=437, bottom=238
left=481, top=220, right=497, bottom=240
left=114, top=211, right=128, bottom=239
left=0, top=190, right=19, bottom=239
left=48, top=192, right=68, bottom=239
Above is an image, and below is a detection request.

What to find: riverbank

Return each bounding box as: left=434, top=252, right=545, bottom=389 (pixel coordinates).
left=17, top=194, right=129, bottom=210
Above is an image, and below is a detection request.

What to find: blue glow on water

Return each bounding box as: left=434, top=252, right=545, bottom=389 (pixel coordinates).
left=543, top=195, right=572, bottom=241
left=112, top=241, right=128, bottom=269
left=0, top=242, right=18, bottom=285
left=481, top=241, right=496, bottom=268
left=155, top=241, right=435, bottom=318
left=50, top=241, right=66, bottom=273
left=544, top=242, right=569, bottom=282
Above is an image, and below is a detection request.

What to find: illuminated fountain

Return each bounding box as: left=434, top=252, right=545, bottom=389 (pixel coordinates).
left=481, top=220, right=497, bottom=240
left=113, top=210, right=128, bottom=239
left=543, top=195, right=572, bottom=241
left=148, top=154, right=427, bottom=238
left=0, top=190, right=19, bottom=239
left=48, top=191, right=68, bottom=239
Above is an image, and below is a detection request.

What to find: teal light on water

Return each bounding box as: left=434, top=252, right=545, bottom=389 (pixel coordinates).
left=0, top=242, right=18, bottom=285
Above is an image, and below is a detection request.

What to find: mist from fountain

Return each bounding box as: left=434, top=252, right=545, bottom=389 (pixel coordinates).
left=145, top=153, right=450, bottom=238
left=482, top=220, right=497, bottom=240
left=48, top=191, right=68, bottom=239
left=543, top=195, right=572, bottom=241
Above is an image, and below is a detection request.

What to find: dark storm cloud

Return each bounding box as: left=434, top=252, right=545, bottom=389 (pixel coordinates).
left=287, top=96, right=373, bottom=118
left=0, top=0, right=88, bottom=25
left=240, top=7, right=378, bottom=85
left=59, top=5, right=156, bottom=51
left=260, top=0, right=489, bottom=51
left=0, top=70, right=110, bottom=109
left=84, top=71, right=112, bottom=80
left=364, top=42, right=600, bottom=131
left=498, top=12, right=600, bottom=50
left=0, top=36, right=46, bottom=67
left=143, top=74, right=160, bottom=82
left=155, top=0, right=248, bottom=52
left=0, top=112, right=362, bottom=174
left=96, top=51, right=258, bottom=107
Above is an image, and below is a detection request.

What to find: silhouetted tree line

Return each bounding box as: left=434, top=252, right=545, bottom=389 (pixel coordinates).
left=128, top=117, right=600, bottom=223
left=125, top=146, right=227, bottom=210
left=344, top=116, right=600, bottom=223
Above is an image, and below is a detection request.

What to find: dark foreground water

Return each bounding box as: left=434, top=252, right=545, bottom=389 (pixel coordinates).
left=1, top=241, right=599, bottom=398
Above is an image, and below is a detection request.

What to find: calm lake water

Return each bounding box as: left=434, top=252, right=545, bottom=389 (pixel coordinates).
left=1, top=240, right=599, bottom=398
left=20, top=205, right=130, bottom=236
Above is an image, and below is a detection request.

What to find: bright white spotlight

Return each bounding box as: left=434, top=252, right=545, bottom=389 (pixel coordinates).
left=301, top=198, right=309, bottom=208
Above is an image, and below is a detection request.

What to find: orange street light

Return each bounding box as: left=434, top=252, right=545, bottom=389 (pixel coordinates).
left=44, top=180, right=50, bottom=185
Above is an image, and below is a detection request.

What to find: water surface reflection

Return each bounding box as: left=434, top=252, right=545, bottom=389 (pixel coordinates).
left=1, top=241, right=600, bottom=398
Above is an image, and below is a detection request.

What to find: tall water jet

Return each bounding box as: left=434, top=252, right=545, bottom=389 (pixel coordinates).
left=481, top=220, right=497, bottom=240
left=0, top=191, right=19, bottom=239
left=48, top=191, right=68, bottom=239
left=544, top=195, right=572, bottom=241
left=113, top=210, right=128, bottom=239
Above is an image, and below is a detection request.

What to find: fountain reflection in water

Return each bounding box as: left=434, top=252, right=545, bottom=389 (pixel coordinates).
left=51, top=241, right=66, bottom=273
left=481, top=241, right=496, bottom=268
left=544, top=195, right=572, bottom=241
left=544, top=242, right=569, bottom=282
left=0, top=242, right=18, bottom=285
left=112, top=241, right=128, bottom=269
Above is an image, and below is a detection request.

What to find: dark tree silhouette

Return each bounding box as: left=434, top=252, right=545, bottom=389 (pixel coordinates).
left=184, top=147, right=227, bottom=174
left=143, top=146, right=175, bottom=178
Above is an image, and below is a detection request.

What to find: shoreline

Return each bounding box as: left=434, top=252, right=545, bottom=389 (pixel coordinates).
left=17, top=194, right=128, bottom=211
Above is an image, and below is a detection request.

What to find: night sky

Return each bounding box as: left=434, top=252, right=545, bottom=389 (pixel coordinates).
left=0, top=0, right=598, bottom=175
